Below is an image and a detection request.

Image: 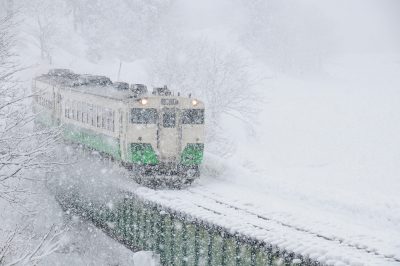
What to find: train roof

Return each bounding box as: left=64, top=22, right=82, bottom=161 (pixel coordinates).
left=35, top=69, right=202, bottom=105
left=35, top=74, right=130, bottom=100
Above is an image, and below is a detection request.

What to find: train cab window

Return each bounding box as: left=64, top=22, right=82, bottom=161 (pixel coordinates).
left=163, top=112, right=176, bottom=128
left=182, top=109, right=204, bottom=124
left=131, top=108, right=157, bottom=124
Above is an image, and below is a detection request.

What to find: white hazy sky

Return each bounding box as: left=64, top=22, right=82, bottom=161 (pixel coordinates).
left=174, top=0, right=400, bottom=54
left=318, top=0, right=400, bottom=53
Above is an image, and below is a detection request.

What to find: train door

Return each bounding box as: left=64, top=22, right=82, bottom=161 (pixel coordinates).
left=119, top=108, right=128, bottom=162
left=158, top=107, right=181, bottom=161
left=53, top=86, right=62, bottom=125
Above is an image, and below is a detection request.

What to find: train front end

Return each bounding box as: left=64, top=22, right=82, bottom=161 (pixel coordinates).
left=126, top=86, right=204, bottom=185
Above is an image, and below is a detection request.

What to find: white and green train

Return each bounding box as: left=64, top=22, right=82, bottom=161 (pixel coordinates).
left=32, top=69, right=205, bottom=186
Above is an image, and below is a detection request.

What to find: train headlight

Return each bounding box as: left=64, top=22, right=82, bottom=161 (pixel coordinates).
left=191, top=99, right=198, bottom=106
left=140, top=98, right=148, bottom=105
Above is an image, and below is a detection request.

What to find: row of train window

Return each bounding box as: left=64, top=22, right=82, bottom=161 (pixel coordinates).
left=35, top=95, right=53, bottom=109
left=130, top=108, right=205, bottom=125
left=64, top=100, right=115, bottom=132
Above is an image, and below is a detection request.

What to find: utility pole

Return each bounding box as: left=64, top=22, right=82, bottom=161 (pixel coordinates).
left=117, top=61, right=122, bottom=81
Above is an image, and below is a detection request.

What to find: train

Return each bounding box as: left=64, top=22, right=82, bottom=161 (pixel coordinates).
left=32, top=69, right=205, bottom=187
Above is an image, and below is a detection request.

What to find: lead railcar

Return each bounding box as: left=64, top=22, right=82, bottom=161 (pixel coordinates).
left=32, top=69, right=205, bottom=186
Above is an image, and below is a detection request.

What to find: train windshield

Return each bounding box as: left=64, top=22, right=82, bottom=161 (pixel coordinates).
left=163, top=111, right=176, bottom=128
left=181, top=109, right=204, bottom=124
left=131, top=108, right=158, bottom=124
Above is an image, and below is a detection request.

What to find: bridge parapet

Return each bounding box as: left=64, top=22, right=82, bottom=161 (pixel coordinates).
left=53, top=181, right=321, bottom=266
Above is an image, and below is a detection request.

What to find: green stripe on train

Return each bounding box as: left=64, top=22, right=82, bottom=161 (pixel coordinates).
left=129, top=143, right=158, bottom=165
left=63, top=125, right=121, bottom=160
left=180, top=143, right=204, bottom=166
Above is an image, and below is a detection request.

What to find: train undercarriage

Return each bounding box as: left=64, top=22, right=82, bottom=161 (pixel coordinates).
left=125, top=162, right=200, bottom=189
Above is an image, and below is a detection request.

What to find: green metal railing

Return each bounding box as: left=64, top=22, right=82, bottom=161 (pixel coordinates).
left=54, top=186, right=320, bottom=266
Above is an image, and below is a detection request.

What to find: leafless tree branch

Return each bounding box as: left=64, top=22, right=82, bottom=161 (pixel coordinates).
left=0, top=8, right=61, bottom=206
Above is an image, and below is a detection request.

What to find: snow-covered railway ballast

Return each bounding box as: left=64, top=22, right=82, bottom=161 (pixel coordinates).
left=32, top=69, right=205, bottom=187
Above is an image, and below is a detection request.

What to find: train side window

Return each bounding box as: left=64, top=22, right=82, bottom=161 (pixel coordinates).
left=77, top=102, right=81, bottom=121
left=86, top=104, right=90, bottom=124
left=72, top=101, right=76, bottom=120
left=106, top=109, right=114, bottom=131
left=92, top=105, right=96, bottom=126
left=68, top=102, right=70, bottom=118
left=182, top=109, right=204, bottom=124
left=69, top=101, right=72, bottom=118
left=92, top=105, right=97, bottom=126
left=131, top=108, right=157, bottom=124
left=81, top=103, right=86, bottom=123
left=112, top=111, right=115, bottom=132
left=88, top=104, right=95, bottom=126
left=68, top=100, right=72, bottom=118
left=101, top=108, right=106, bottom=129
left=85, top=104, right=89, bottom=124
left=96, top=106, right=102, bottom=128
left=65, top=100, right=69, bottom=118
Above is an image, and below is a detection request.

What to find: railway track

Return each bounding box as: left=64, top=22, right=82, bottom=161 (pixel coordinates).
left=185, top=187, right=400, bottom=264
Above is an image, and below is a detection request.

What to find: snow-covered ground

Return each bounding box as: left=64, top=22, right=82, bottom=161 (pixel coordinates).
left=41, top=217, right=158, bottom=266
left=0, top=173, right=159, bottom=265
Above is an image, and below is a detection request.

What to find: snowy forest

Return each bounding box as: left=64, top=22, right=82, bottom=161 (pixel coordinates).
left=1, top=0, right=400, bottom=265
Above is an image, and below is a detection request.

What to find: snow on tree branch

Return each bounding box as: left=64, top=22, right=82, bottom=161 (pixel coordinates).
left=148, top=38, right=261, bottom=155
left=0, top=225, right=66, bottom=266
left=0, top=9, right=61, bottom=206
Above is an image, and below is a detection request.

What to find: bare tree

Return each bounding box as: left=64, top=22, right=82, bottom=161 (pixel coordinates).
left=148, top=38, right=260, bottom=155
left=0, top=0, right=14, bottom=17
left=0, top=11, right=64, bottom=265
left=23, top=0, right=66, bottom=64
left=0, top=225, right=66, bottom=266
left=0, top=12, right=60, bottom=205
left=64, top=0, right=175, bottom=62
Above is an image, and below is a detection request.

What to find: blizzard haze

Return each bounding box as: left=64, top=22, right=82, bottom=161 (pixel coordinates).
left=1, top=0, right=400, bottom=265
